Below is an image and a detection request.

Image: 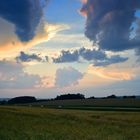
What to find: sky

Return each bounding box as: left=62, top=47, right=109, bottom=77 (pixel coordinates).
left=0, top=0, right=140, bottom=98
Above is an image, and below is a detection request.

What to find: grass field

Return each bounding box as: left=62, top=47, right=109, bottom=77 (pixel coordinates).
left=29, top=98, right=140, bottom=111
left=0, top=106, right=140, bottom=140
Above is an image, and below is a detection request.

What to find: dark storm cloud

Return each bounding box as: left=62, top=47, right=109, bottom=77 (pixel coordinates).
left=16, top=51, right=42, bottom=62
left=53, top=48, right=106, bottom=63
left=80, top=0, right=140, bottom=52
left=53, top=50, right=79, bottom=63
left=52, top=47, right=128, bottom=66
left=0, top=0, right=48, bottom=42
left=135, top=19, right=140, bottom=57
left=79, top=47, right=106, bottom=61
left=94, top=55, right=128, bottom=67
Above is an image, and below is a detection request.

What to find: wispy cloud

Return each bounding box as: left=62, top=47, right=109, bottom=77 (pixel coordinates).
left=0, top=22, right=69, bottom=59
left=0, top=60, right=42, bottom=89
left=88, top=65, right=135, bottom=81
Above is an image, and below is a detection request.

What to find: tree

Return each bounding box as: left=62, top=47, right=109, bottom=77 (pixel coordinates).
left=8, top=96, right=37, bottom=104
left=55, top=93, right=85, bottom=100
left=106, top=94, right=117, bottom=99
left=88, top=96, right=95, bottom=99
left=123, top=95, right=136, bottom=99
left=0, top=100, right=7, bottom=105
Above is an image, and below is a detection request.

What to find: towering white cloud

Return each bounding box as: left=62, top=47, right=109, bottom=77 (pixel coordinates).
left=55, top=67, right=84, bottom=87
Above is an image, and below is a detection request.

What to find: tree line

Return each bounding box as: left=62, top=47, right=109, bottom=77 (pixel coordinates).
left=0, top=94, right=137, bottom=105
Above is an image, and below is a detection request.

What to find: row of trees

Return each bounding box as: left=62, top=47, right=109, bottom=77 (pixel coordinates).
left=0, top=94, right=136, bottom=105
left=55, top=93, right=85, bottom=100
left=0, top=96, right=37, bottom=105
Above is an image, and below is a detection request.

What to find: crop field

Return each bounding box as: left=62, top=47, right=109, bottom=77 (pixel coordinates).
left=0, top=106, right=140, bottom=140
left=29, top=98, right=140, bottom=111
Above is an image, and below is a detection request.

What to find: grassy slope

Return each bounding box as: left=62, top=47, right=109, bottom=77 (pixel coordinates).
left=0, top=106, right=140, bottom=140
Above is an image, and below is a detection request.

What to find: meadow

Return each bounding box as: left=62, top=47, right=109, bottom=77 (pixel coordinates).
left=0, top=106, right=140, bottom=140
left=29, top=98, right=140, bottom=111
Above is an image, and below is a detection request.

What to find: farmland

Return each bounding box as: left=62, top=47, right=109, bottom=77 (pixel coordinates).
left=0, top=105, right=140, bottom=140
left=29, top=98, right=140, bottom=111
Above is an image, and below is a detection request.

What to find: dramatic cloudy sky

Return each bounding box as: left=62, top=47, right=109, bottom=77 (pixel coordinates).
left=0, top=0, right=140, bottom=98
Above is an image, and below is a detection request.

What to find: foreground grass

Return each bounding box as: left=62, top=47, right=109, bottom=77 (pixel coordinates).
left=0, top=106, right=140, bottom=140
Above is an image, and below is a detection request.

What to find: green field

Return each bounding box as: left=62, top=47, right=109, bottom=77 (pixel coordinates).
left=0, top=106, right=140, bottom=140
left=29, top=98, right=140, bottom=111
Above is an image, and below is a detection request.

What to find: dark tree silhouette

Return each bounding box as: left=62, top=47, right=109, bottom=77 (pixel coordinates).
left=55, top=93, right=85, bottom=100
left=88, top=96, right=95, bottom=99
left=8, top=96, right=37, bottom=104
left=123, top=95, right=136, bottom=99
left=106, top=94, right=117, bottom=99
left=0, top=100, right=7, bottom=105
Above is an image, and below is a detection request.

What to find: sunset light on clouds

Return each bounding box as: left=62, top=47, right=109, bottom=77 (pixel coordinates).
left=0, top=0, right=140, bottom=98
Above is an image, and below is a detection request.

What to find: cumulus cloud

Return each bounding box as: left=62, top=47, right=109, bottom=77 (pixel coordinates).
left=0, top=0, right=48, bottom=42
left=16, top=52, right=42, bottom=62
left=53, top=47, right=128, bottom=66
left=80, top=0, right=140, bottom=52
left=53, top=50, right=79, bottom=63
left=55, top=67, right=84, bottom=87
left=0, top=60, right=42, bottom=89
left=79, top=47, right=106, bottom=61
